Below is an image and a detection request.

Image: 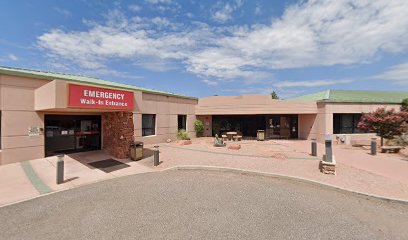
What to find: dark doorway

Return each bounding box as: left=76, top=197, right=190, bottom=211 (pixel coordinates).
left=45, top=115, right=101, bottom=157
left=266, top=115, right=298, bottom=139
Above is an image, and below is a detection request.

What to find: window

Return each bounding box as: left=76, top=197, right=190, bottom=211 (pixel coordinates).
left=333, top=114, right=363, bottom=134
left=178, top=115, right=187, bottom=130
left=142, top=114, right=156, bottom=136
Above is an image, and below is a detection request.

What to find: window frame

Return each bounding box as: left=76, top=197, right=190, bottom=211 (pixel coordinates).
left=142, top=114, right=156, bottom=137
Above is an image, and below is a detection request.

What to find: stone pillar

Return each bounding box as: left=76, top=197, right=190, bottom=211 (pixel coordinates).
left=102, top=112, right=134, bottom=159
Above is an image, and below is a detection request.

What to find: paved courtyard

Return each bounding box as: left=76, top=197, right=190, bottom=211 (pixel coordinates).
left=1, top=138, right=408, bottom=206
left=1, top=170, right=407, bottom=240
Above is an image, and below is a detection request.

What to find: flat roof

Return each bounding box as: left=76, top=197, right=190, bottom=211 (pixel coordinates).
left=290, top=90, right=408, bottom=104
left=0, top=66, right=197, bottom=100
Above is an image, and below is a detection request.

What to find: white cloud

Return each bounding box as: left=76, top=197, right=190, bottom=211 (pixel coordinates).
left=202, top=79, right=219, bottom=86
left=254, top=4, right=262, bottom=15
left=8, top=54, right=18, bottom=61
left=373, top=61, right=408, bottom=85
left=128, top=4, right=142, bottom=12
left=151, top=17, right=171, bottom=27
left=144, top=0, right=178, bottom=12
left=145, top=0, right=172, bottom=4
left=212, top=0, right=243, bottom=23
left=54, top=7, right=71, bottom=17
left=37, top=0, right=408, bottom=85
left=274, top=79, right=353, bottom=88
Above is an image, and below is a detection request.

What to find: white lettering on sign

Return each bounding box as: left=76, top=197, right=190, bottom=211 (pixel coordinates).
left=83, top=90, right=125, bottom=100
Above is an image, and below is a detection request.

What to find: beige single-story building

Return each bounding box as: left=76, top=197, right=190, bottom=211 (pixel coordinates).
left=0, top=66, right=197, bottom=165
left=0, top=66, right=407, bottom=165
left=196, top=92, right=407, bottom=143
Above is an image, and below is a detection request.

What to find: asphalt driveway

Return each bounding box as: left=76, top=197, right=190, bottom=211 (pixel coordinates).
left=1, top=170, right=407, bottom=239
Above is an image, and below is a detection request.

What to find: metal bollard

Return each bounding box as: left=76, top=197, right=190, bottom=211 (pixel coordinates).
left=154, top=145, right=160, bottom=166
left=311, top=138, right=317, bottom=156
left=325, top=136, right=333, bottom=163
left=56, top=154, right=64, bottom=184
left=371, top=138, right=377, bottom=155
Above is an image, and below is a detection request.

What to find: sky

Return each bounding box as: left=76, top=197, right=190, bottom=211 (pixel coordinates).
left=1, top=0, right=408, bottom=99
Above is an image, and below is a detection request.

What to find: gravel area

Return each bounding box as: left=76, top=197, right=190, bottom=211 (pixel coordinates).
left=1, top=170, right=407, bottom=240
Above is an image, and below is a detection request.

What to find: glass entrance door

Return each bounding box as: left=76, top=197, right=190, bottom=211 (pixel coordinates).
left=265, top=115, right=298, bottom=139
left=45, top=115, right=101, bottom=157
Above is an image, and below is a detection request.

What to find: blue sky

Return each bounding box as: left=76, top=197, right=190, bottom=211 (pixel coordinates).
left=0, top=0, right=408, bottom=98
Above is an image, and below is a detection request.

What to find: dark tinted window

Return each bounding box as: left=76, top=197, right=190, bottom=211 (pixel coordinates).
left=333, top=114, right=363, bottom=134
left=142, top=114, right=156, bottom=136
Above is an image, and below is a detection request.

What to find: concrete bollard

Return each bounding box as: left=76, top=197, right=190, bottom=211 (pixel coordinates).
left=56, top=154, right=64, bottom=184
left=311, top=138, right=317, bottom=157
left=371, top=138, right=377, bottom=155
left=325, top=137, right=333, bottom=163
left=154, top=145, right=160, bottom=166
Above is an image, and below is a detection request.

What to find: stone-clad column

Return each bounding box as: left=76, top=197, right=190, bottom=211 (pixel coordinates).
left=102, top=112, right=134, bottom=159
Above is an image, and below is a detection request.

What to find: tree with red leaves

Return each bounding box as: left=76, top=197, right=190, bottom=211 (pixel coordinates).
left=357, top=108, right=408, bottom=146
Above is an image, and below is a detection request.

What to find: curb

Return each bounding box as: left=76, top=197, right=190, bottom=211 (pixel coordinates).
left=2, top=165, right=407, bottom=208
left=168, top=165, right=408, bottom=205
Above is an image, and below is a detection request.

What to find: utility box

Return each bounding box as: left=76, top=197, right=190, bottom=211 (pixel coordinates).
left=130, top=141, right=143, bottom=160
left=257, top=130, right=265, bottom=141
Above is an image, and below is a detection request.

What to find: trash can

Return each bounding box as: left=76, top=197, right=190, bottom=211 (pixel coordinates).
left=257, top=130, right=265, bottom=141
left=130, top=141, right=143, bottom=160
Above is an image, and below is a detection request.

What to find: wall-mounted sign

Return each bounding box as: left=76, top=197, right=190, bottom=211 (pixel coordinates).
left=68, top=84, right=134, bottom=110
left=28, top=126, right=40, bottom=137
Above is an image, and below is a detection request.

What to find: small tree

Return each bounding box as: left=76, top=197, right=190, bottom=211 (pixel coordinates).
left=271, top=91, right=279, bottom=99
left=357, top=108, right=408, bottom=146
left=402, top=98, right=408, bottom=112
left=194, top=119, right=204, bottom=137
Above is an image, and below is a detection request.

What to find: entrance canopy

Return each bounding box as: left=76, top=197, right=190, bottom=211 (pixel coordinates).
left=34, top=80, right=135, bottom=112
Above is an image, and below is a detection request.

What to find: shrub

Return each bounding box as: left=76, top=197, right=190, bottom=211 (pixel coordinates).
left=177, top=129, right=190, bottom=140
left=402, top=98, right=408, bottom=112
left=194, top=119, right=204, bottom=137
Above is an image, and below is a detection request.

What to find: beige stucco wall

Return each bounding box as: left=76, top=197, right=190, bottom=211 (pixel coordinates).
left=0, top=75, right=49, bottom=164
left=134, top=92, right=197, bottom=144
left=0, top=75, right=198, bottom=164
left=35, top=80, right=67, bottom=110
left=298, top=114, right=318, bottom=140
left=196, top=95, right=317, bottom=115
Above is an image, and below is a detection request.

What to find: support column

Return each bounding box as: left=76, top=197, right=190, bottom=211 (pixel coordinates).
left=102, top=111, right=134, bottom=159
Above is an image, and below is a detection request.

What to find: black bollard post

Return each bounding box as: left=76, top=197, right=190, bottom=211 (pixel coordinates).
left=371, top=138, right=377, bottom=155
left=325, top=136, right=333, bottom=163
left=56, top=154, right=64, bottom=184
left=154, top=145, right=160, bottom=166
left=311, top=138, right=317, bottom=156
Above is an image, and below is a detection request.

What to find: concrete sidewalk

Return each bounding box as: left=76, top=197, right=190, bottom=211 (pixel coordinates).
left=276, top=140, right=408, bottom=185
left=0, top=151, right=152, bottom=206
left=1, top=139, right=408, bottom=207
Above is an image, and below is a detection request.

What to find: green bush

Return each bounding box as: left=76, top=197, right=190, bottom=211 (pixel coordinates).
left=402, top=98, right=408, bottom=111
left=177, top=129, right=190, bottom=140
left=194, top=120, right=204, bottom=137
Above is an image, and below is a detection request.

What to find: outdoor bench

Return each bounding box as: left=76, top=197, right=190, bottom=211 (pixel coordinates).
left=380, top=146, right=404, bottom=153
